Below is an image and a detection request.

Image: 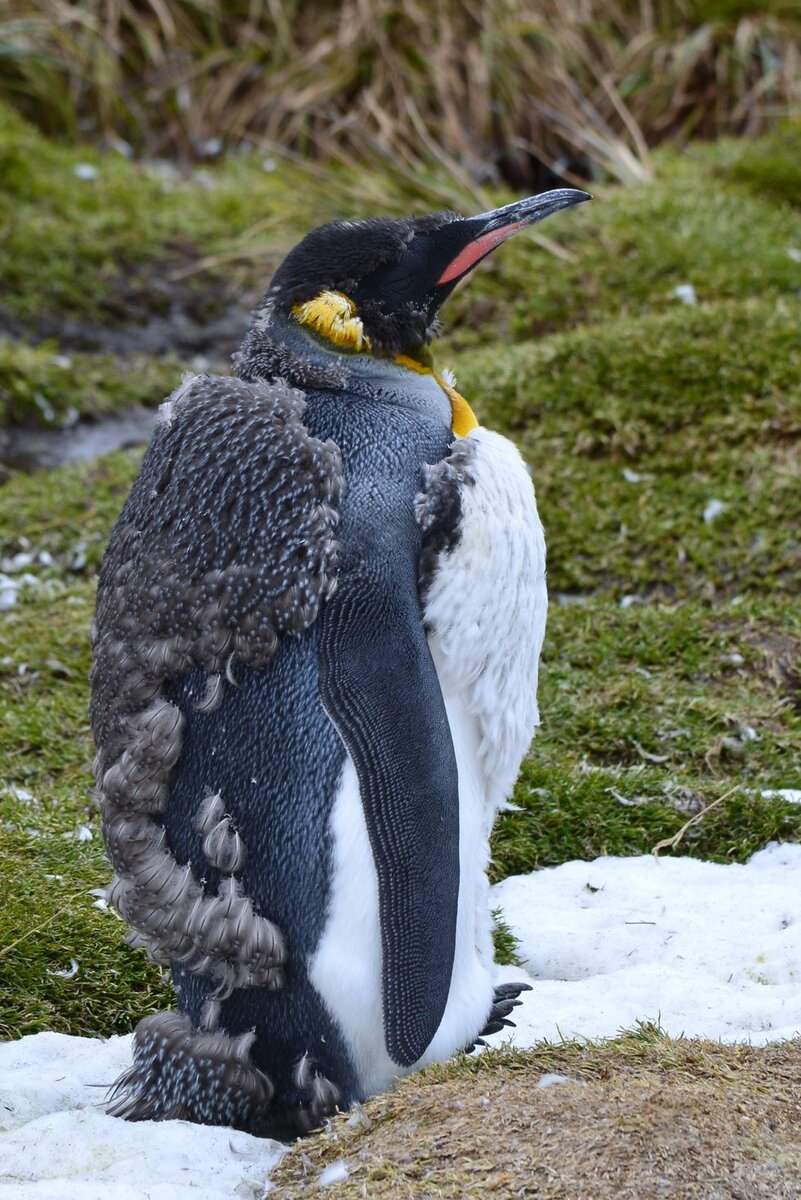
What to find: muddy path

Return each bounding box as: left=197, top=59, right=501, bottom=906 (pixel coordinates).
left=1, top=266, right=261, bottom=471
left=0, top=274, right=258, bottom=361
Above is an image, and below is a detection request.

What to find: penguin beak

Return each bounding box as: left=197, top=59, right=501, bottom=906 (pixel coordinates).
left=436, top=188, right=592, bottom=285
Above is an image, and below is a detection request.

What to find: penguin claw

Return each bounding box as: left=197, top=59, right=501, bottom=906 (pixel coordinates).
left=465, top=981, right=531, bottom=1051
left=464, top=1036, right=487, bottom=1053
left=493, top=981, right=533, bottom=1000
left=474, top=980, right=530, bottom=1041
left=491, top=998, right=520, bottom=1020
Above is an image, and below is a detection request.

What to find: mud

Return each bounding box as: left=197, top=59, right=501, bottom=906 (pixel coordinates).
left=0, top=407, right=158, bottom=473
left=0, top=262, right=261, bottom=473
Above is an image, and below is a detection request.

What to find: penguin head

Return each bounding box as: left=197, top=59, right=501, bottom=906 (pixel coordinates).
left=267, top=189, right=590, bottom=357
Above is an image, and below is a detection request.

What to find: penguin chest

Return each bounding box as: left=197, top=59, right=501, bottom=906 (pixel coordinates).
left=419, top=426, right=548, bottom=1053
left=420, top=426, right=548, bottom=816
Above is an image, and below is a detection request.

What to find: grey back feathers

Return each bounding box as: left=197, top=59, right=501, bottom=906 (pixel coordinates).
left=90, top=374, right=346, bottom=1129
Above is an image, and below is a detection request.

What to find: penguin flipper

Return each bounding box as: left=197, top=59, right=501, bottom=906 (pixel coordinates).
left=319, top=558, right=460, bottom=1069
left=90, top=372, right=343, bottom=1007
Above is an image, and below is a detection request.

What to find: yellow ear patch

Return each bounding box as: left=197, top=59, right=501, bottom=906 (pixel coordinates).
left=394, top=354, right=479, bottom=437
left=293, top=290, right=371, bottom=353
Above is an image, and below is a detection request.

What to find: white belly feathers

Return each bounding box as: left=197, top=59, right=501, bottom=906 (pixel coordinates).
left=422, top=426, right=547, bottom=815
left=310, top=426, right=547, bottom=1095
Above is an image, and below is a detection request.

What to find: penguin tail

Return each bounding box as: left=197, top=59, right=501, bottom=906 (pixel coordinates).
left=107, top=1011, right=345, bottom=1139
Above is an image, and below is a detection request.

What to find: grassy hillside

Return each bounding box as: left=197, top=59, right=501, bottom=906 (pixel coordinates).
left=0, top=107, right=799, bottom=1195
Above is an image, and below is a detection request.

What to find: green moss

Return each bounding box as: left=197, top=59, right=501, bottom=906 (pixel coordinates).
left=491, top=909, right=523, bottom=967
left=0, top=573, right=170, bottom=1038
left=706, top=120, right=801, bottom=208
left=0, top=827, right=171, bottom=1039
left=0, top=450, right=141, bottom=573
left=2, top=100, right=800, bottom=351
left=490, top=594, right=801, bottom=880
left=457, top=298, right=801, bottom=598
left=442, top=137, right=801, bottom=347
left=0, top=102, right=318, bottom=326
left=0, top=341, right=179, bottom=426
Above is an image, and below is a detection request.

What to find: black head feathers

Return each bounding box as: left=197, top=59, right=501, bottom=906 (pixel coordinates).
left=263, top=190, right=592, bottom=356
left=266, top=212, right=459, bottom=354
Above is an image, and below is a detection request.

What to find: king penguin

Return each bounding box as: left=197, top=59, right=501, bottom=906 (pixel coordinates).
left=90, top=187, right=590, bottom=1138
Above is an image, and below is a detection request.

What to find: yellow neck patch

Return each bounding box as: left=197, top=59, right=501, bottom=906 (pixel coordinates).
left=394, top=354, right=479, bottom=438
left=292, top=290, right=478, bottom=437
left=293, top=290, right=371, bottom=353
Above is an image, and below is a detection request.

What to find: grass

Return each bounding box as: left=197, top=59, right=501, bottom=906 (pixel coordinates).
left=0, top=100, right=796, bottom=362
left=0, top=342, right=178, bottom=428
left=1, top=1, right=799, bottom=187
left=0, top=114, right=799, bottom=1186
left=459, top=298, right=801, bottom=598
left=269, top=1032, right=801, bottom=1197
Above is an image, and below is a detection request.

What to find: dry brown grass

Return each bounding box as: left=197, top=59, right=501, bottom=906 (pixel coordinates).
left=2, top=1, right=800, bottom=183
left=270, top=1034, right=801, bottom=1198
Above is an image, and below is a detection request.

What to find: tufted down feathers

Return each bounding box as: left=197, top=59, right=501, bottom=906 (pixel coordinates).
left=90, top=374, right=345, bottom=1123
left=107, top=1012, right=273, bottom=1127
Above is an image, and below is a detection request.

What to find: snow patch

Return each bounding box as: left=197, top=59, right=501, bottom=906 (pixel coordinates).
left=0, top=1033, right=285, bottom=1198
left=492, top=843, right=801, bottom=1048
left=2, top=845, right=799, bottom=1195
left=762, top=789, right=801, bottom=805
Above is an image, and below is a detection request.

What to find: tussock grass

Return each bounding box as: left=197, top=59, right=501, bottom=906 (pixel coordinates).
left=1, top=1, right=800, bottom=184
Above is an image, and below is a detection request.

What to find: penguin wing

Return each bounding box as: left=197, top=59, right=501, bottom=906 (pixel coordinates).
left=318, top=539, right=460, bottom=1069
left=90, top=374, right=343, bottom=991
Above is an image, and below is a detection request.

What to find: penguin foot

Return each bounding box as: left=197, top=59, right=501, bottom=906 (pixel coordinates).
left=258, top=1054, right=344, bottom=1141
left=289, top=1054, right=343, bottom=1135
left=464, top=981, right=532, bottom=1053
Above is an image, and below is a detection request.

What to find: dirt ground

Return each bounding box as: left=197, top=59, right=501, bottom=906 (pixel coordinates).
left=269, top=1037, right=801, bottom=1199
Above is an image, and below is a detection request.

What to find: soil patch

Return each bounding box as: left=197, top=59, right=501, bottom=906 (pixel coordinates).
left=270, top=1038, right=801, bottom=1199
left=0, top=268, right=257, bottom=362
